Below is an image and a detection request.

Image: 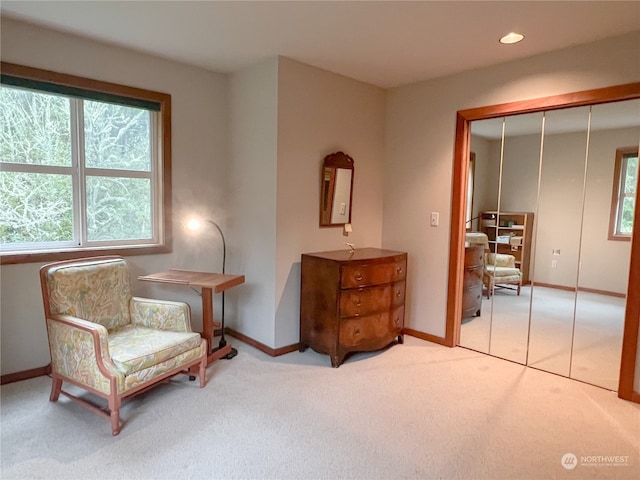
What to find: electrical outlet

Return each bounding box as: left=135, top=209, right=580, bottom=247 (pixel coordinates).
left=551, top=260, right=557, bottom=268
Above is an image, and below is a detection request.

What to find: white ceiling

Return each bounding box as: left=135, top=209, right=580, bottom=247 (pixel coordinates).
left=2, top=1, right=640, bottom=88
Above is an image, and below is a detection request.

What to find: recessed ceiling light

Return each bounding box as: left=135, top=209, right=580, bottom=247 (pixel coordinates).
left=499, top=32, right=525, bottom=45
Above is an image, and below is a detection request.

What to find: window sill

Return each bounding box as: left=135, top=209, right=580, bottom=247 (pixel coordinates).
left=0, top=244, right=171, bottom=265
left=608, top=233, right=632, bottom=242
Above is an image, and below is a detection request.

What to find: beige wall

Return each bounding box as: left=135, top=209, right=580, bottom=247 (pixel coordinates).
left=384, top=30, right=640, bottom=381
left=224, top=57, right=386, bottom=349
left=0, top=19, right=229, bottom=374
left=225, top=57, right=388, bottom=349
left=226, top=58, right=279, bottom=348
left=274, top=58, right=385, bottom=347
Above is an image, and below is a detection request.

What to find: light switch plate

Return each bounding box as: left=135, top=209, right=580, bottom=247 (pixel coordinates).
left=430, top=212, right=439, bottom=227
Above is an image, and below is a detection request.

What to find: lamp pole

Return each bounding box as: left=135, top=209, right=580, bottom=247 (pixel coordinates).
left=205, top=219, right=237, bottom=360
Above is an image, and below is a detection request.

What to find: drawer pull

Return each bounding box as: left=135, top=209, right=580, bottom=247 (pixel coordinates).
left=396, top=266, right=403, bottom=274
left=354, top=273, right=363, bottom=281
left=396, top=289, right=402, bottom=297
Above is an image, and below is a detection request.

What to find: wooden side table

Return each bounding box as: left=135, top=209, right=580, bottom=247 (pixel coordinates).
left=138, top=269, right=245, bottom=366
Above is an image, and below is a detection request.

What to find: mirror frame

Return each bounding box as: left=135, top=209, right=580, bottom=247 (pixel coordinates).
left=445, top=82, right=640, bottom=402
left=319, top=151, right=354, bottom=227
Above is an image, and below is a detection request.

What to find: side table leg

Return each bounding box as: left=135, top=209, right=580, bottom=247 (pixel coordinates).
left=202, top=287, right=214, bottom=355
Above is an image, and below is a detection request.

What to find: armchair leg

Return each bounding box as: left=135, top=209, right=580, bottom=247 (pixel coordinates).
left=111, top=409, right=121, bottom=436
left=50, top=377, right=63, bottom=402
left=517, top=283, right=521, bottom=295
left=109, top=396, right=122, bottom=436
left=486, top=278, right=494, bottom=299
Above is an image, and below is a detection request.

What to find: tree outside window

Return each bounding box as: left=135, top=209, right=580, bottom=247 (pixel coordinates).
left=609, top=147, right=639, bottom=241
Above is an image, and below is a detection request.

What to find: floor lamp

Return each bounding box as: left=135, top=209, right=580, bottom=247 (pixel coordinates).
left=187, top=218, right=237, bottom=360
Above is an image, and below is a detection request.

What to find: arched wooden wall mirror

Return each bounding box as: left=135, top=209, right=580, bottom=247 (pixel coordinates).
left=446, top=83, right=640, bottom=401
left=319, top=151, right=354, bottom=227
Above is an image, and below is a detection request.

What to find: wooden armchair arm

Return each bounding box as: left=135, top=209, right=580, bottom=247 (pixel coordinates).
left=46, top=314, right=121, bottom=394
left=129, top=297, right=192, bottom=332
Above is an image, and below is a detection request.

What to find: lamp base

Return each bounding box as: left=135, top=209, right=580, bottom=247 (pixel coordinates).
left=211, top=344, right=238, bottom=360
left=223, top=347, right=238, bottom=360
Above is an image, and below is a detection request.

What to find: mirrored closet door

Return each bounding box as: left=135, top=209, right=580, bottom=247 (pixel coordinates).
left=569, top=100, right=640, bottom=389
left=459, top=98, right=640, bottom=391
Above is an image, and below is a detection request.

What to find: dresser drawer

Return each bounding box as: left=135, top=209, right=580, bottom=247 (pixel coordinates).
left=339, top=306, right=404, bottom=348
left=340, top=259, right=407, bottom=288
left=462, top=284, right=483, bottom=312
left=463, top=266, right=483, bottom=289
left=339, top=285, right=391, bottom=317
left=392, top=281, right=405, bottom=307
left=464, top=245, right=485, bottom=267
left=338, top=282, right=405, bottom=317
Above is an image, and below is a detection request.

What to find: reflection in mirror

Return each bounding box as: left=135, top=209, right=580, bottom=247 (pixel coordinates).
left=488, top=112, right=543, bottom=364
left=459, top=117, right=503, bottom=354
left=527, top=106, right=591, bottom=377
left=319, top=151, right=354, bottom=227
left=570, top=99, right=640, bottom=389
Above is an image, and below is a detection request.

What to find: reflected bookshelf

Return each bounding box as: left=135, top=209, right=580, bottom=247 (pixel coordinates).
left=481, top=211, right=534, bottom=284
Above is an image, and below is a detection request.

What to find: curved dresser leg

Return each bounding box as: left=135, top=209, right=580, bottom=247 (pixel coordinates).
left=330, top=352, right=345, bottom=368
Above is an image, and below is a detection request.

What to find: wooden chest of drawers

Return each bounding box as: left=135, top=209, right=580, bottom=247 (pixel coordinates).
left=462, top=243, right=484, bottom=320
left=299, top=248, right=407, bottom=367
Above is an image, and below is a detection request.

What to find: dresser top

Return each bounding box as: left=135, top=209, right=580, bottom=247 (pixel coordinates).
left=302, top=247, right=406, bottom=262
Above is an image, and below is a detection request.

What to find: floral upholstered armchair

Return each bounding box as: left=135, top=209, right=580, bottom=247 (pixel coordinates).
left=40, top=256, right=207, bottom=435
left=483, top=252, right=522, bottom=298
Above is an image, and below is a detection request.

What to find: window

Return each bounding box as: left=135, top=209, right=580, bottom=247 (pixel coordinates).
left=466, top=152, right=476, bottom=230
left=0, top=63, right=171, bottom=263
left=609, top=146, right=639, bottom=241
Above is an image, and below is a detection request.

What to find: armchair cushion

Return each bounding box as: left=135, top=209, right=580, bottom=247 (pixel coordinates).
left=485, top=265, right=521, bottom=278
left=45, top=258, right=132, bottom=331
left=486, top=252, right=516, bottom=268
left=108, top=325, right=202, bottom=375
left=130, top=297, right=192, bottom=332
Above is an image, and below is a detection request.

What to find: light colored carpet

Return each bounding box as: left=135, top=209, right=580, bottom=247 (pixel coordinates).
left=1, top=336, right=639, bottom=480
left=460, top=286, right=625, bottom=390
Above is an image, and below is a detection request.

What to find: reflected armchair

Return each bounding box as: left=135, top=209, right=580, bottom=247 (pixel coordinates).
left=40, top=256, right=208, bottom=435
left=483, top=252, right=522, bottom=298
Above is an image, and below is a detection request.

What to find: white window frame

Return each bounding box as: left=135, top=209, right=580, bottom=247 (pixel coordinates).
left=0, top=62, right=172, bottom=264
